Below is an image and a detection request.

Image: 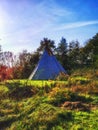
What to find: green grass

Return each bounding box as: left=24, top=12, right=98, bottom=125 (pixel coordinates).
left=0, top=69, right=98, bottom=130
left=6, top=79, right=68, bottom=88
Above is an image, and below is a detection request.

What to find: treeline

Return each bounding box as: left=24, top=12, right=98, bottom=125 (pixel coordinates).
left=0, top=33, right=98, bottom=81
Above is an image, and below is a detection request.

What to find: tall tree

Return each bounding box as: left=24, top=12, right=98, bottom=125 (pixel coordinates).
left=84, top=33, right=98, bottom=68
left=37, top=38, right=56, bottom=53
left=2, top=51, right=15, bottom=67
left=68, top=40, right=80, bottom=69
left=56, top=37, right=67, bottom=55
left=56, top=37, right=69, bottom=70
left=18, top=50, right=32, bottom=78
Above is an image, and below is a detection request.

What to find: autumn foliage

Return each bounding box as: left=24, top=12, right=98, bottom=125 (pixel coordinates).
left=0, top=33, right=98, bottom=81
left=0, top=65, right=13, bottom=81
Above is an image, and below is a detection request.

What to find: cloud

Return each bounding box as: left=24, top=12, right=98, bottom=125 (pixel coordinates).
left=0, top=0, right=98, bottom=53
left=0, top=0, right=72, bottom=42
left=54, top=20, right=98, bottom=30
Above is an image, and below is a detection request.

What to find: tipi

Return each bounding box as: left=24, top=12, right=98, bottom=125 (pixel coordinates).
left=29, top=46, right=67, bottom=80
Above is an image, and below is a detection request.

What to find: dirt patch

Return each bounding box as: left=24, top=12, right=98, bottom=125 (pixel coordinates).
left=61, top=101, right=90, bottom=111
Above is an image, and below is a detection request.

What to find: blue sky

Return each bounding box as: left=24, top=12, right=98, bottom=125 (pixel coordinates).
left=0, top=0, right=98, bottom=53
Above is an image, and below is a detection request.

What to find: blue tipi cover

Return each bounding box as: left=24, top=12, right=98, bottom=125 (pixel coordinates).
left=29, top=49, right=66, bottom=80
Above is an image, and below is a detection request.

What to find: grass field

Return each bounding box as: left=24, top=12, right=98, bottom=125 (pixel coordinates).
left=0, top=69, right=98, bottom=130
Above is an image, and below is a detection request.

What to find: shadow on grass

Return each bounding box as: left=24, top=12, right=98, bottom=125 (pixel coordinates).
left=0, top=115, right=19, bottom=130
left=8, top=86, right=37, bottom=100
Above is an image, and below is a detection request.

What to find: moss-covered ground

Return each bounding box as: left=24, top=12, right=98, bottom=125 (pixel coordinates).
left=0, top=69, right=98, bottom=130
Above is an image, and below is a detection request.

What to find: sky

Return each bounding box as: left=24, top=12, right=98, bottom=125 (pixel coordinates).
left=0, top=0, right=98, bottom=53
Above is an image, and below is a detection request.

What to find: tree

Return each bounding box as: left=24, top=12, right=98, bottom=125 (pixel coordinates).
left=84, top=33, right=98, bottom=68
left=2, top=51, right=15, bottom=67
left=17, top=50, right=32, bottom=78
left=0, top=45, right=15, bottom=67
left=0, top=65, right=13, bottom=81
left=37, top=38, right=56, bottom=53
left=68, top=40, right=80, bottom=69
left=29, top=52, right=40, bottom=70
left=21, top=52, right=40, bottom=79
left=56, top=37, right=67, bottom=55
left=56, top=37, right=69, bottom=70
left=0, top=45, right=3, bottom=65
left=14, top=50, right=40, bottom=79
